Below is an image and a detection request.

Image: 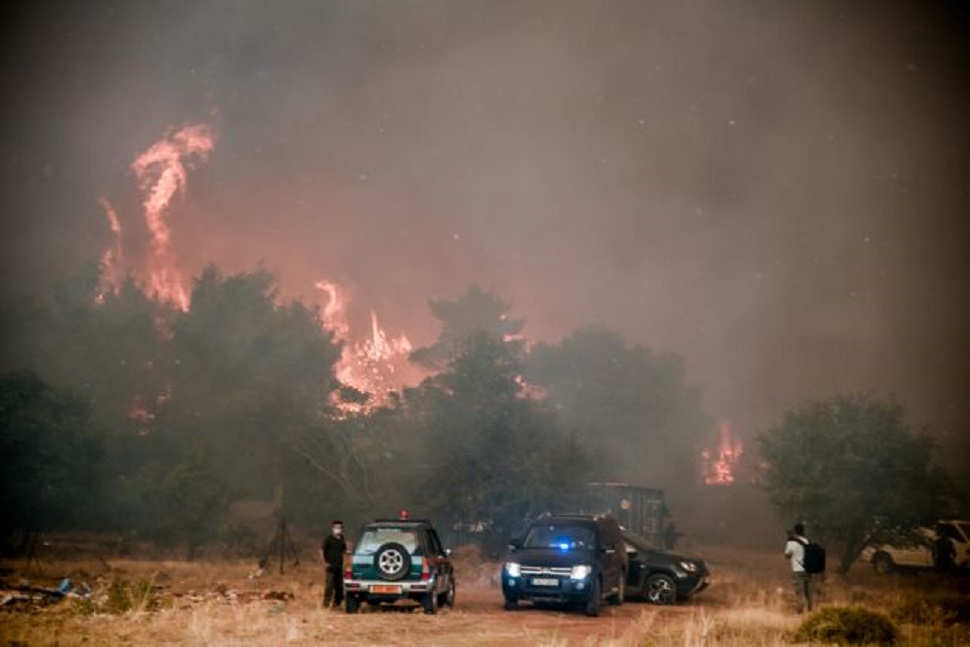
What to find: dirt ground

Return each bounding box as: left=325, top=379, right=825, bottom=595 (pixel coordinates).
left=13, top=541, right=970, bottom=646
left=0, top=544, right=804, bottom=646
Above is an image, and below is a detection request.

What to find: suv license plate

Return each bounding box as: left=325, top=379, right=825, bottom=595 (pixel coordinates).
left=371, top=585, right=403, bottom=594
left=531, top=577, right=559, bottom=587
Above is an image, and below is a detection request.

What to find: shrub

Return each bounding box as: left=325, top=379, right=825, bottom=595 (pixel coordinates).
left=891, top=597, right=957, bottom=627
left=100, top=576, right=164, bottom=614
left=795, top=606, right=899, bottom=645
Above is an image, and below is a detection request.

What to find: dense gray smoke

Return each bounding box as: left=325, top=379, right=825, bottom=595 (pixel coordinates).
left=2, top=1, right=967, bottom=450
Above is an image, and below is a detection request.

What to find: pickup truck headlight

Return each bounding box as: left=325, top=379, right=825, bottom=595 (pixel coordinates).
left=505, top=562, right=521, bottom=578
left=570, top=565, right=593, bottom=580
left=679, top=561, right=698, bottom=573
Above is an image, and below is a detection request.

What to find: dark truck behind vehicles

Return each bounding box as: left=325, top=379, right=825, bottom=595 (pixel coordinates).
left=580, top=482, right=669, bottom=548
left=502, top=513, right=627, bottom=617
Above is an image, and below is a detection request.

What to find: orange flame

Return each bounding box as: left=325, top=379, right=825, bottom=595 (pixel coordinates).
left=315, top=280, right=414, bottom=410
left=131, top=123, right=216, bottom=311
left=314, top=280, right=350, bottom=339
left=702, top=420, right=743, bottom=485
left=96, top=197, right=124, bottom=302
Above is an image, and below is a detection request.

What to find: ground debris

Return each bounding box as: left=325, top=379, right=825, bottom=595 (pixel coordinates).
left=170, top=587, right=295, bottom=606
left=0, top=577, right=90, bottom=612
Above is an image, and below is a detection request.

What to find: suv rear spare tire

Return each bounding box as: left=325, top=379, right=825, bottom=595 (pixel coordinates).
left=375, top=542, right=412, bottom=581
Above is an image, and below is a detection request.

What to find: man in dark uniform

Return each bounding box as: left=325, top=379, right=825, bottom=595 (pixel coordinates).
left=932, top=523, right=956, bottom=577
left=320, top=520, right=348, bottom=608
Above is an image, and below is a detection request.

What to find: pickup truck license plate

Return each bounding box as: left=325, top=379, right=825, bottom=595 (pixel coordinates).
left=531, top=577, right=558, bottom=587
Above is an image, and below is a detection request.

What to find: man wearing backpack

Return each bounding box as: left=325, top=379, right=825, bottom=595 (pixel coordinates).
left=784, top=523, right=815, bottom=613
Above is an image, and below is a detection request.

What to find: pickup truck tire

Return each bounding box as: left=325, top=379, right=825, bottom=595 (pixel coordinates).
left=872, top=552, right=895, bottom=575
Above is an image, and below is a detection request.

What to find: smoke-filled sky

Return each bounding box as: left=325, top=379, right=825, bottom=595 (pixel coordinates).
left=2, top=1, right=968, bottom=442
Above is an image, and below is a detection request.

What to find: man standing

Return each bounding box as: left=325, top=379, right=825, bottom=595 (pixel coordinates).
left=784, top=523, right=814, bottom=614
left=320, top=520, right=348, bottom=609
left=932, top=523, right=956, bottom=577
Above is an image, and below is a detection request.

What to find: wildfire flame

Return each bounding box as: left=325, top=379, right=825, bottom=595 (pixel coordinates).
left=96, top=197, right=124, bottom=301
left=315, top=280, right=350, bottom=339
left=131, top=123, right=216, bottom=311
left=314, top=280, right=413, bottom=409
left=98, top=124, right=417, bottom=420
left=702, top=420, right=743, bottom=485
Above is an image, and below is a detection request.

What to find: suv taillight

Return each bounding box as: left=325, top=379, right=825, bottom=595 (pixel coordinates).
left=421, top=557, right=431, bottom=581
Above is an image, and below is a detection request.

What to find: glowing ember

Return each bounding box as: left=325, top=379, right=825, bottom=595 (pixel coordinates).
left=702, top=420, right=743, bottom=485
left=131, top=123, right=216, bottom=311
left=315, top=280, right=414, bottom=409
left=96, top=197, right=124, bottom=302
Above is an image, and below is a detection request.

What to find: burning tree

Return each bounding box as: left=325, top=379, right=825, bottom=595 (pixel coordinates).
left=757, top=393, right=957, bottom=573
left=409, top=285, right=525, bottom=371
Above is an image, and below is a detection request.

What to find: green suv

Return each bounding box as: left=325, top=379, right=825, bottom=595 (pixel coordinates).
left=343, top=518, right=456, bottom=614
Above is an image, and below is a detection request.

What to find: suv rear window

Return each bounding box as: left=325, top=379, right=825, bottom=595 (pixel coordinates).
left=357, top=528, right=420, bottom=555
left=523, top=523, right=595, bottom=549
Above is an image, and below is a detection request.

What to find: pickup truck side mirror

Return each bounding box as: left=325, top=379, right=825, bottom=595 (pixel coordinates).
left=508, top=538, right=523, bottom=550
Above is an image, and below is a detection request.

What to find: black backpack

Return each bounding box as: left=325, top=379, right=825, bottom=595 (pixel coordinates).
left=799, top=538, right=826, bottom=574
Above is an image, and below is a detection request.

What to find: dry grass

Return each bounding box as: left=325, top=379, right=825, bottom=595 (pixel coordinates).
left=2, top=543, right=967, bottom=646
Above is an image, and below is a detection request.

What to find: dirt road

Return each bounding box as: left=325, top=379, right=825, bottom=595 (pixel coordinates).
left=316, top=582, right=701, bottom=646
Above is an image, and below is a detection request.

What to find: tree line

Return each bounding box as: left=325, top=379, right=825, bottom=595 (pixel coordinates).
left=0, top=262, right=963, bottom=568
left=0, top=264, right=710, bottom=558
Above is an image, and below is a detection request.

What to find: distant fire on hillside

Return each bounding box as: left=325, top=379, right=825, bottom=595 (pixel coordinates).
left=702, top=420, right=743, bottom=485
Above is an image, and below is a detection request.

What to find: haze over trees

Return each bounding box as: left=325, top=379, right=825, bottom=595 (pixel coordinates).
left=757, top=393, right=959, bottom=573
left=0, top=371, right=102, bottom=539
left=1, top=262, right=962, bottom=560
left=526, top=326, right=711, bottom=508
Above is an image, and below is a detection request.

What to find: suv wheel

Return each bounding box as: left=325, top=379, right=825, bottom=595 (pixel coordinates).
left=374, top=543, right=412, bottom=581
left=437, top=578, right=456, bottom=608
left=583, top=577, right=601, bottom=617
left=422, top=591, right=438, bottom=615
left=503, top=597, right=518, bottom=611
left=607, top=574, right=624, bottom=606
left=645, top=573, right=677, bottom=605
left=345, top=595, right=360, bottom=614
left=872, top=553, right=894, bottom=575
